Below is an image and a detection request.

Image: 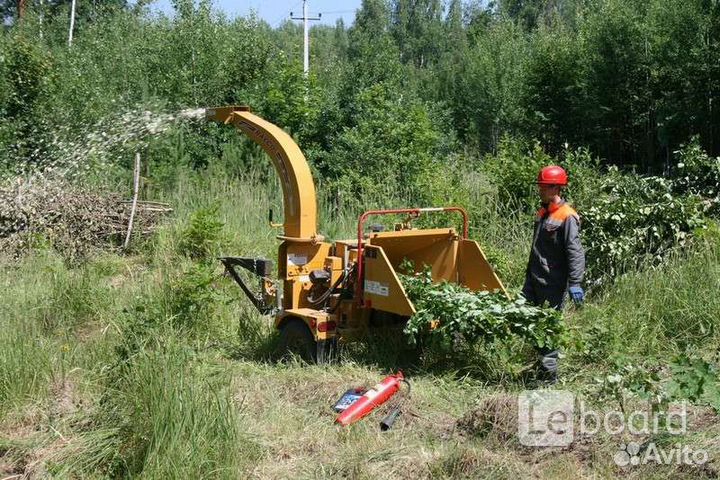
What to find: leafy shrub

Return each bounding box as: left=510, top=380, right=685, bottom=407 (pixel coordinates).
left=671, top=138, right=720, bottom=216
left=177, top=204, right=225, bottom=261
left=2, top=36, right=51, bottom=119
left=592, top=355, right=720, bottom=414
left=479, top=137, right=601, bottom=212
left=400, top=268, right=565, bottom=352
left=583, top=167, right=706, bottom=282
left=166, top=262, right=220, bottom=329
left=127, top=262, right=222, bottom=338
left=313, top=82, right=454, bottom=210
left=480, top=136, right=553, bottom=210
left=666, top=356, right=720, bottom=412
left=592, top=359, right=665, bottom=413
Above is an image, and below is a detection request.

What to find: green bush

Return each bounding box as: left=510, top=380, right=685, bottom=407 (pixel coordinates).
left=177, top=204, right=226, bottom=261
left=583, top=167, right=706, bottom=283
left=313, top=82, right=454, bottom=209
left=589, top=355, right=720, bottom=414
left=671, top=138, right=720, bottom=216
left=479, top=136, right=553, bottom=211
left=480, top=137, right=601, bottom=212
left=2, top=35, right=51, bottom=119
left=124, top=263, right=224, bottom=343
left=166, top=262, right=221, bottom=329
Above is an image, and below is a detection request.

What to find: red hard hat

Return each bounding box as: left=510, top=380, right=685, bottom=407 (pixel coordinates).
left=537, top=165, right=568, bottom=186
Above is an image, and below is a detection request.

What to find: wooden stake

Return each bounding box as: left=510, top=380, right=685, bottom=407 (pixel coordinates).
left=68, top=0, right=76, bottom=47
left=123, top=152, right=141, bottom=251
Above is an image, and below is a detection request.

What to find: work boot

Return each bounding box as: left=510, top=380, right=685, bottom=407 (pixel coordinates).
left=535, top=350, right=559, bottom=385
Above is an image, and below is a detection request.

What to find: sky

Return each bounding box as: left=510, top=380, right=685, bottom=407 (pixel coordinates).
left=148, top=0, right=363, bottom=27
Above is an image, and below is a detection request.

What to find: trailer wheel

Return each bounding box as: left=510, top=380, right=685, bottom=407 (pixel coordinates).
left=277, top=318, right=316, bottom=363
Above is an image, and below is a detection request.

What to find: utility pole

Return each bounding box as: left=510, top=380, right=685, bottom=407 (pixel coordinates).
left=39, top=0, right=44, bottom=39
left=68, top=0, right=77, bottom=47
left=291, top=0, right=321, bottom=76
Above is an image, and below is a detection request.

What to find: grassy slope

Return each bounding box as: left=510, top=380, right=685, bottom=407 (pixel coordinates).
left=1, top=173, right=719, bottom=479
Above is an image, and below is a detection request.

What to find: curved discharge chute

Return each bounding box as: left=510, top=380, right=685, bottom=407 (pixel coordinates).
left=206, top=106, right=318, bottom=241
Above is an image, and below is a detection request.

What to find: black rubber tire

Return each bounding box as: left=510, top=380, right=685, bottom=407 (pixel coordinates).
left=277, top=318, right=316, bottom=363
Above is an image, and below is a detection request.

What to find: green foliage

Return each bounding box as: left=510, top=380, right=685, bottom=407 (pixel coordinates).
left=592, top=355, right=720, bottom=415
left=438, top=21, right=527, bottom=149
left=2, top=0, right=720, bottom=179
left=645, top=0, right=716, bottom=160
left=480, top=136, right=554, bottom=210
left=580, top=0, right=650, bottom=166
left=480, top=137, right=602, bottom=211
left=583, top=167, right=707, bottom=282
left=346, top=0, right=404, bottom=89
left=478, top=242, right=523, bottom=287
left=178, top=204, right=226, bottom=261
left=315, top=82, right=452, bottom=208
left=667, top=355, right=720, bottom=412
left=570, top=239, right=720, bottom=365
left=126, top=262, right=223, bottom=337
left=166, top=262, right=221, bottom=329
left=400, top=266, right=566, bottom=352
left=391, top=0, right=444, bottom=68
left=2, top=35, right=51, bottom=118
left=592, top=359, right=666, bottom=413
left=522, top=26, right=584, bottom=152
left=672, top=138, right=720, bottom=215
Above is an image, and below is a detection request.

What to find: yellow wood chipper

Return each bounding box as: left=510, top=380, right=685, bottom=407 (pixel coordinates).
left=207, top=106, right=507, bottom=361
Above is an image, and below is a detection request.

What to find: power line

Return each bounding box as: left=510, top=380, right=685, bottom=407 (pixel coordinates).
left=271, top=1, right=302, bottom=28
left=319, top=10, right=355, bottom=15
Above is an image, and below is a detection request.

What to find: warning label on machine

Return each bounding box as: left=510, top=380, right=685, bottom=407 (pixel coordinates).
left=364, top=280, right=390, bottom=297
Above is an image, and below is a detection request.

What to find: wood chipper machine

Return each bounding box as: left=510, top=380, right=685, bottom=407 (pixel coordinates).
left=207, top=106, right=507, bottom=361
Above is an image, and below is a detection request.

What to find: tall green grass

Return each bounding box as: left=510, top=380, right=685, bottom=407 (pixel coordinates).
left=569, top=237, right=720, bottom=370
left=59, top=334, right=258, bottom=479
left=0, top=252, right=68, bottom=418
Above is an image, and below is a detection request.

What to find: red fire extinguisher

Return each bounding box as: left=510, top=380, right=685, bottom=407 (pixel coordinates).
left=336, top=372, right=405, bottom=427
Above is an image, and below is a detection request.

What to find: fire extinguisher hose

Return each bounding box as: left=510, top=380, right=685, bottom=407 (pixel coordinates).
left=380, top=378, right=411, bottom=431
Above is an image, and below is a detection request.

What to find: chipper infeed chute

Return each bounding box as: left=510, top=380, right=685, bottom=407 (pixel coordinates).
left=357, top=208, right=508, bottom=317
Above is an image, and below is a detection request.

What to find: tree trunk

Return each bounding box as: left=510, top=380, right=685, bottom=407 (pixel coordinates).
left=17, top=0, right=26, bottom=20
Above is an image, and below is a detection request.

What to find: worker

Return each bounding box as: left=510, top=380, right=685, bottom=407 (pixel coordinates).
left=522, top=165, right=585, bottom=382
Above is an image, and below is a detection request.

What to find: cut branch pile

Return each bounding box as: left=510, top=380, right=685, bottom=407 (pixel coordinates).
left=0, top=176, right=171, bottom=259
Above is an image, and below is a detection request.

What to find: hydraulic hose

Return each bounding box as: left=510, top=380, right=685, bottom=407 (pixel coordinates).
left=307, top=269, right=347, bottom=306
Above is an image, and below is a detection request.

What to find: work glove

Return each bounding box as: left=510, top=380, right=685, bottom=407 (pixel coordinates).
left=568, top=286, right=584, bottom=305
